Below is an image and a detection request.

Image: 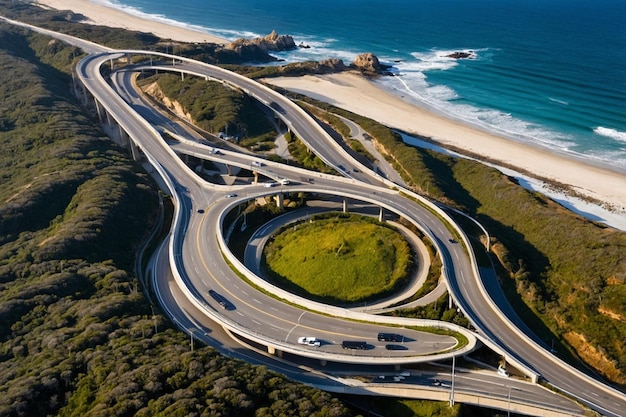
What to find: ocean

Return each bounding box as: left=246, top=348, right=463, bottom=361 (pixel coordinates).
left=100, top=0, right=626, bottom=171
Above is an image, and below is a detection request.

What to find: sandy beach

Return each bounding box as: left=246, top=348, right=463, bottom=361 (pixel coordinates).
left=33, top=0, right=626, bottom=228
left=36, top=0, right=227, bottom=44
left=265, top=73, right=626, bottom=212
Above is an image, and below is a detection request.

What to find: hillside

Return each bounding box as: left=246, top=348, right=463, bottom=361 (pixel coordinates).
left=0, top=22, right=355, bottom=417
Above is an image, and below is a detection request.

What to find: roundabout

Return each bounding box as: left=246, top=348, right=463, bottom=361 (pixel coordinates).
left=208, top=189, right=474, bottom=363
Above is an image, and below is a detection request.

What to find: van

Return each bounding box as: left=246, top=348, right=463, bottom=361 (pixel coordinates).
left=341, top=340, right=367, bottom=350
left=378, top=332, right=404, bottom=342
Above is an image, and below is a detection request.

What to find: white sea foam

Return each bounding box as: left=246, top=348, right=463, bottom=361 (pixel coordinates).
left=272, top=40, right=357, bottom=65
left=594, top=127, right=626, bottom=143
left=378, top=77, right=575, bottom=152
left=548, top=97, right=569, bottom=106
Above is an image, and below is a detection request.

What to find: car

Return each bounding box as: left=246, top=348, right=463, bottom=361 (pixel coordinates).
left=378, top=332, right=404, bottom=342
left=385, top=344, right=408, bottom=350
left=433, top=379, right=442, bottom=386
left=197, top=209, right=205, bottom=213
left=279, top=179, right=290, bottom=185
left=225, top=193, right=237, bottom=198
left=251, top=161, right=263, bottom=167
left=448, top=238, right=457, bottom=243
left=264, top=182, right=278, bottom=188
left=208, top=289, right=229, bottom=310
left=297, top=337, right=320, bottom=347
left=497, top=366, right=509, bottom=377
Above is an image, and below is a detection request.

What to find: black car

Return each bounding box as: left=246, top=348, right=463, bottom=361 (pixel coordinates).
left=208, top=289, right=230, bottom=310
left=385, top=344, right=408, bottom=350
left=378, top=332, right=404, bottom=342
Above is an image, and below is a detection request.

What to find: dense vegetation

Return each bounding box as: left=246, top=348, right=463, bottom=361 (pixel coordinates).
left=283, top=129, right=340, bottom=173
left=263, top=213, right=413, bottom=304
left=138, top=73, right=277, bottom=147
left=0, top=22, right=359, bottom=417
left=0, top=0, right=280, bottom=63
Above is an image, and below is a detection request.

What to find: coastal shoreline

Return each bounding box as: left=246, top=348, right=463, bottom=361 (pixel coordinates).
left=33, top=0, right=626, bottom=230
left=35, top=0, right=228, bottom=44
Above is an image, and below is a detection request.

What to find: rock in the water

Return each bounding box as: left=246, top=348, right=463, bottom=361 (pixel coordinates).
left=445, top=51, right=476, bottom=59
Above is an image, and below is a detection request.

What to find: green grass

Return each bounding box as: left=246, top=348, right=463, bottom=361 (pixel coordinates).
left=263, top=213, right=413, bottom=303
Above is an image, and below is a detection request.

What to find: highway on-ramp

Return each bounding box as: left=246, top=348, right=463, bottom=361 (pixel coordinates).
left=75, top=49, right=625, bottom=416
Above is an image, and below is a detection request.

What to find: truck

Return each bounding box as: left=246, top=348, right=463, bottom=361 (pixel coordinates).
left=341, top=340, right=367, bottom=350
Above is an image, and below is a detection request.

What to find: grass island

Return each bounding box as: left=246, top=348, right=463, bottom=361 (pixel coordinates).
left=262, top=213, right=413, bottom=304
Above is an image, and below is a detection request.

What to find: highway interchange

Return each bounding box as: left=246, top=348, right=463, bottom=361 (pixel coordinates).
left=6, top=17, right=623, bottom=416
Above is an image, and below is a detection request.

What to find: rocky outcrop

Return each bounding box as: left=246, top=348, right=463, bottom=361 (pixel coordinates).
left=350, top=53, right=393, bottom=75
left=352, top=53, right=381, bottom=73
left=445, top=51, right=476, bottom=59
left=219, top=31, right=296, bottom=63
left=225, top=30, right=296, bottom=54
left=256, top=30, right=297, bottom=52
left=141, top=82, right=194, bottom=124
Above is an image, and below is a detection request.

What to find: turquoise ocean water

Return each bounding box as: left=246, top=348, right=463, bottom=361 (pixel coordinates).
left=98, top=0, right=626, bottom=171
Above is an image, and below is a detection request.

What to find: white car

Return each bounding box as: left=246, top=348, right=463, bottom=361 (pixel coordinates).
left=297, top=336, right=321, bottom=347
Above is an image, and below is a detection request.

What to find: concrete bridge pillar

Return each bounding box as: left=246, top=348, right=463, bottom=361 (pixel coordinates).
left=118, top=124, right=129, bottom=148
left=267, top=345, right=275, bottom=355
left=275, top=193, right=284, bottom=210
left=253, top=171, right=258, bottom=184
left=94, top=99, right=104, bottom=124
left=129, top=139, right=140, bottom=161
left=104, top=109, right=114, bottom=129
left=379, top=206, right=384, bottom=222
left=342, top=197, right=349, bottom=213
left=226, top=164, right=233, bottom=176
left=79, top=83, right=89, bottom=107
